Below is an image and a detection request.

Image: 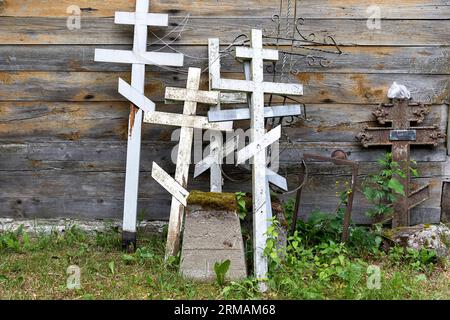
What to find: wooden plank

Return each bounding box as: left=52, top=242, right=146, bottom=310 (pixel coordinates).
left=151, top=162, right=189, bottom=206
left=0, top=102, right=446, bottom=145
left=282, top=104, right=448, bottom=143
left=279, top=142, right=448, bottom=163
left=1, top=45, right=448, bottom=74
left=236, top=125, right=282, bottom=164
left=0, top=171, right=442, bottom=204
left=0, top=1, right=447, bottom=19
left=0, top=141, right=447, bottom=174
left=165, top=87, right=219, bottom=105
left=0, top=72, right=447, bottom=105
left=0, top=171, right=442, bottom=224
left=0, top=194, right=439, bottom=224
left=114, top=12, right=168, bottom=26
left=208, top=105, right=302, bottom=122
left=95, top=49, right=183, bottom=66
left=0, top=18, right=448, bottom=45
left=144, top=111, right=233, bottom=131
left=118, top=78, right=155, bottom=113
left=266, top=168, right=288, bottom=191
left=212, top=77, right=303, bottom=95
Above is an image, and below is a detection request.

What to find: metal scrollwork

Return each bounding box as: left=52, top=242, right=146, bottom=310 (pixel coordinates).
left=260, top=0, right=344, bottom=94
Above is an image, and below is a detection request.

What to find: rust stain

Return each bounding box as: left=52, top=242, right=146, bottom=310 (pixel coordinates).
left=0, top=73, right=13, bottom=84
left=350, top=74, right=383, bottom=100
left=417, top=50, right=432, bottom=56
left=295, top=73, right=310, bottom=84
left=128, top=103, right=139, bottom=137
left=28, top=159, right=42, bottom=168
left=375, top=63, right=385, bottom=70
left=295, top=73, right=324, bottom=85
left=82, top=163, right=97, bottom=169
left=159, top=130, right=172, bottom=142
left=60, top=131, right=81, bottom=141
left=313, top=73, right=325, bottom=81
left=145, top=81, right=164, bottom=96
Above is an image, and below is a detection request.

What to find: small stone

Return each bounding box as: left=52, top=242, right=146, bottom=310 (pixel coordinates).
left=391, top=223, right=450, bottom=259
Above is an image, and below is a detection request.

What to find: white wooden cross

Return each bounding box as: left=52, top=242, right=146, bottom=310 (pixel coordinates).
left=195, top=38, right=302, bottom=194
left=93, top=0, right=184, bottom=249
left=144, top=67, right=233, bottom=258
left=208, top=29, right=303, bottom=288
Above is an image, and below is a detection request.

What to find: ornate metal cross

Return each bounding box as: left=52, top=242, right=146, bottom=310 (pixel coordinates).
left=94, top=0, right=183, bottom=250
left=208, top=29, right=303, bottom=287
left=357, top=99, right=445, bottom=227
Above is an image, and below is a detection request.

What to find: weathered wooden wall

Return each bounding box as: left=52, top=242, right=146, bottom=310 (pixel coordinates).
left=0, top=0, right=449, bottom=223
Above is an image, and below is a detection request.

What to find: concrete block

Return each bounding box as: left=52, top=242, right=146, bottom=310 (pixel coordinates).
left=180, top=193, right=247, bottom=281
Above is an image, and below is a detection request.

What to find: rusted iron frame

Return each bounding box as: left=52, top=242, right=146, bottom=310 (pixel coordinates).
left=290, top=153, right=359, bottom=242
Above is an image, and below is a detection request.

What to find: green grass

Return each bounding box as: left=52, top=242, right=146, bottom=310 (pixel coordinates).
left=0, top=226, right=448, bottom=300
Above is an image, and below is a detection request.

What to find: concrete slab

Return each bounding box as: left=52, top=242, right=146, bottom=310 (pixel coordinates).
left=180, top=192, right=247, bottom=281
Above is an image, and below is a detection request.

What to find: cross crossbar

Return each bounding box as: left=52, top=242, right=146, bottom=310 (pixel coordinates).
left=152, top=162, right=189, bottom=206
left=115, top=12, right=168, bottom=26
left=236, top=125, right=282, bottom=164
left=95, top=49, right=183, bottom=67
left=208, top=105, right=302, bottom=122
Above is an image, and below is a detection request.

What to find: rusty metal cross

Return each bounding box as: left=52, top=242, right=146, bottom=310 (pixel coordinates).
left=357, top=99, right=445, bottom=227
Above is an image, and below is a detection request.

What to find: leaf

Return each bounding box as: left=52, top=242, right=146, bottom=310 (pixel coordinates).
left=121, top=254, right=136, bottom=265
left=214, top=260, right=231, bottom=286
left=108, top=261, right=115, bottom=275
left=415, top=274, right=427, bottom=282
left=410, top=167, right=419, bottom=177
left=387, top=178, right=405, bottom=196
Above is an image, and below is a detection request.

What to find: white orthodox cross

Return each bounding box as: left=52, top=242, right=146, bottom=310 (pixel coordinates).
left=143, top=67, right=233, bottom=258
left=94, top=0, right=184, bottom=249
left=207, top=29, right=303, bottom=288
left=195, top=37, right=301, bottom=194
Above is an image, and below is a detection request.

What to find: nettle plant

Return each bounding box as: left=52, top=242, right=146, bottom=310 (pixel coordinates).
left=362, top=152, right=418, bottom=218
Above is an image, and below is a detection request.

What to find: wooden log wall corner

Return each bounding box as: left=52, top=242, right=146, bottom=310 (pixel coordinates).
left=0, top=0, right=449, bottom=225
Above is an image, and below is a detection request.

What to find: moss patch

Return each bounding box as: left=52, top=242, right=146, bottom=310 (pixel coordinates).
left=187, top=191, right=237, bottom=211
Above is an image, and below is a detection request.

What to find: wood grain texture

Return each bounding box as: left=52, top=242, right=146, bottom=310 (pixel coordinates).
left=0, top=0, right=448, bottom=19
left=0, top=168, right=443, bottom=223
left=1, top=141, right=448, bottom=173
left=0, top=17, right=448, bottom=45
left=1, top=45, right=448, bottom=74
left=0, top=72, right=448, bottom=104
left=0, top=102, right=446, bottom=145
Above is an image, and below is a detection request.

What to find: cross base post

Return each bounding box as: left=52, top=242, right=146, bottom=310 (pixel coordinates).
left=122, top=230, right=137, bottom=253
